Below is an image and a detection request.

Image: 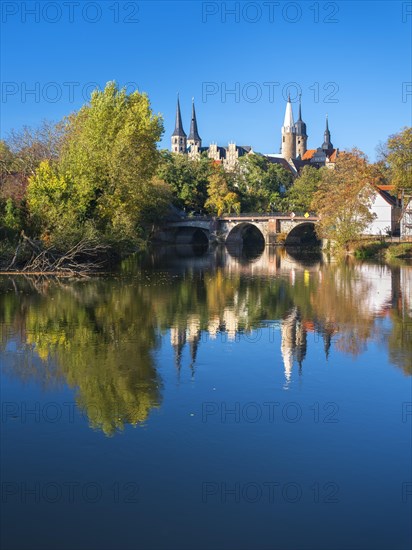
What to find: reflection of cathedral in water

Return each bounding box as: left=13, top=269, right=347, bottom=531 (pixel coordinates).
left=281, top=308, right=306, bottom=384
left=167, top=253, right=411, bottom=382
left=169, top=306, right=336, bottom=386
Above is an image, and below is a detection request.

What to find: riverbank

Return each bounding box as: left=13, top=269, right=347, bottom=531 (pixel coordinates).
left=353, top=240, right=412, bottom=261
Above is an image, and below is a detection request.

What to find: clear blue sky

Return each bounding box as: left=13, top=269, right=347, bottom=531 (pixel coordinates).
left=1, top=0, right=411, bottom=160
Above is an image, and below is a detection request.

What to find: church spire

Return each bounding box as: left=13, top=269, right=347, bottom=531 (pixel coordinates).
left=321, top=114, right=333, bottom=151
left=294, top=94, right=307, bottom=158
left=171, top=95, right=187, bottom=153
left=188, top=99, right=201, bottom=143
left=283, top=93, right=295, bottom=131
left=297, top=94, right=302, bottom=121
left=281, top=94, right=296, bottom=160
left=172, top=95, right=186, bottom=138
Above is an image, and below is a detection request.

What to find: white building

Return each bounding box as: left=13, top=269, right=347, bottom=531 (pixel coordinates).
left=400, top=197, right=412, bottom=238
left=364, top=187, right=401, bottom=236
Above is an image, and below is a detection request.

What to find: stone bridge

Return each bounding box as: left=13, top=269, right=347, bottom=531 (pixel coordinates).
left=158, top=214, right=321, bottom=246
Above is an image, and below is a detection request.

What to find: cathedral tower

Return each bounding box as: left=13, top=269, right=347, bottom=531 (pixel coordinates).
left=281, top=94, right=296, bottom=160
left=187, top=99, right=201, bottom=150
left=171, top=95, right=187, bottom=153
left=294, top=95, right=307, bottom=159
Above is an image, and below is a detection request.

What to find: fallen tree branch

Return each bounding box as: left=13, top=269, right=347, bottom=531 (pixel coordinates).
left=5, top=232, right=111, bottom=275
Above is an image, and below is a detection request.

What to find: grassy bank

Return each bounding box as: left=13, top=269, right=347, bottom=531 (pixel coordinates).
left=385, top=243, right=412, bottom=260
left=353, top=240, right=412, bottom=261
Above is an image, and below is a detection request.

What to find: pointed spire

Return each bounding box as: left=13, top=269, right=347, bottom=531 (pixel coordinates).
left=172, top=94, right=186, bottom=137
left=283, top=94, right=294, bottom=131
left=297, top=94, right=302, bottom=121
left=322, top=114, right=333, bottom=151
left=188, top=98, right=201, bottom=142
left=294, top=94, right=307, bottom=138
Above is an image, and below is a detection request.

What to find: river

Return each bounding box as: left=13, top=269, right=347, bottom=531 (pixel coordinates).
left=1, top=245, right=411, bottom=550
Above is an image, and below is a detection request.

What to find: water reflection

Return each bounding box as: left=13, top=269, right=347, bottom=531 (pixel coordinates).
left=1, top=246, right=411, bottom=435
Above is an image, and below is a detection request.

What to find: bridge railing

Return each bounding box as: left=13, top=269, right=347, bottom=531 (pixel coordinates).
left=167, top=212, right=319, bottom=223
left=218, top=212, right=318, bottom=219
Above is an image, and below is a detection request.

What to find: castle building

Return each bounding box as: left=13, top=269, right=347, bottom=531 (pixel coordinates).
left=171, top=95, right=339, bottom=172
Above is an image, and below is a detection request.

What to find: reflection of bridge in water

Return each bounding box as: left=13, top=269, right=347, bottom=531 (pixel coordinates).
left=142, top=243, right=322, bottom=275
left=159, top=213, right=321, bottom=247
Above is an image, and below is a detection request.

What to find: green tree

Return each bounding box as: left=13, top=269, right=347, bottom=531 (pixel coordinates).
left=311, top=149, right=375, bottom=250
left=380, top=127, right=412, bottom=193
left=156, top=151, right=212, bottom=212
left=235, top=154, right=293, bottom=212
left=28, top=82, right=169, bottom=249
left=286, top=165, right=323, bottom=213
left=27, top=160, right=84, bottom=246
left=0, top=140, right=16, bottom=175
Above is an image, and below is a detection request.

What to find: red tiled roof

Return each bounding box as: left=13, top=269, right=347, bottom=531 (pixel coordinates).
left=301, top=149, right=316, bottom=160
left=377, top=185, right=395, bottom=191
left=328, top=150, right=338, bottom=162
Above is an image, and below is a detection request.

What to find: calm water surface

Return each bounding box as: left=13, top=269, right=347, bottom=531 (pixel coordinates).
left=1, top=246, right=411, bottom=550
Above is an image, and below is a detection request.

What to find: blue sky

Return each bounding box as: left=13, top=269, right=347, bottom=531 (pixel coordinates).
left=1, top=0, right=411, bottom=160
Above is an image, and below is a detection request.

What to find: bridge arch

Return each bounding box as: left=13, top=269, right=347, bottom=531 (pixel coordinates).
left=175, top=227, right=209, bottom=246
left=284, top=222, right=320, bottom=246
left=226, top=222, right=265, bottom=250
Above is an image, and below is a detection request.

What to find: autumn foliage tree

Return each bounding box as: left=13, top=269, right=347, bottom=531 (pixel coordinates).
left=205, top=167, right=241, bottom=216
left=311, top=149, right=376, bottom=250
left=380, top=127, right=412, bottom=193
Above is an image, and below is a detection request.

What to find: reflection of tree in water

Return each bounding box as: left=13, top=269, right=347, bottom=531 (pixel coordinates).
left=0, top=278, right=162, bottom=436
left=0, top=259, right=411, bottom=434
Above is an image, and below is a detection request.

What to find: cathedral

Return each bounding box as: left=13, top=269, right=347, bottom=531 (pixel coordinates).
left=171, top=95, right=338, bottom=174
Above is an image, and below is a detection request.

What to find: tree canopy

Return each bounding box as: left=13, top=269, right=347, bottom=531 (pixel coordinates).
left=286, top=165, right=323, bottom=213
left=26, top=82, right=170, bottom=249
left=311, top=149, right=376, bottom=249
left=380, top=127, right=412, bottom=193
left=234, top=154, right=293, bottom=212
